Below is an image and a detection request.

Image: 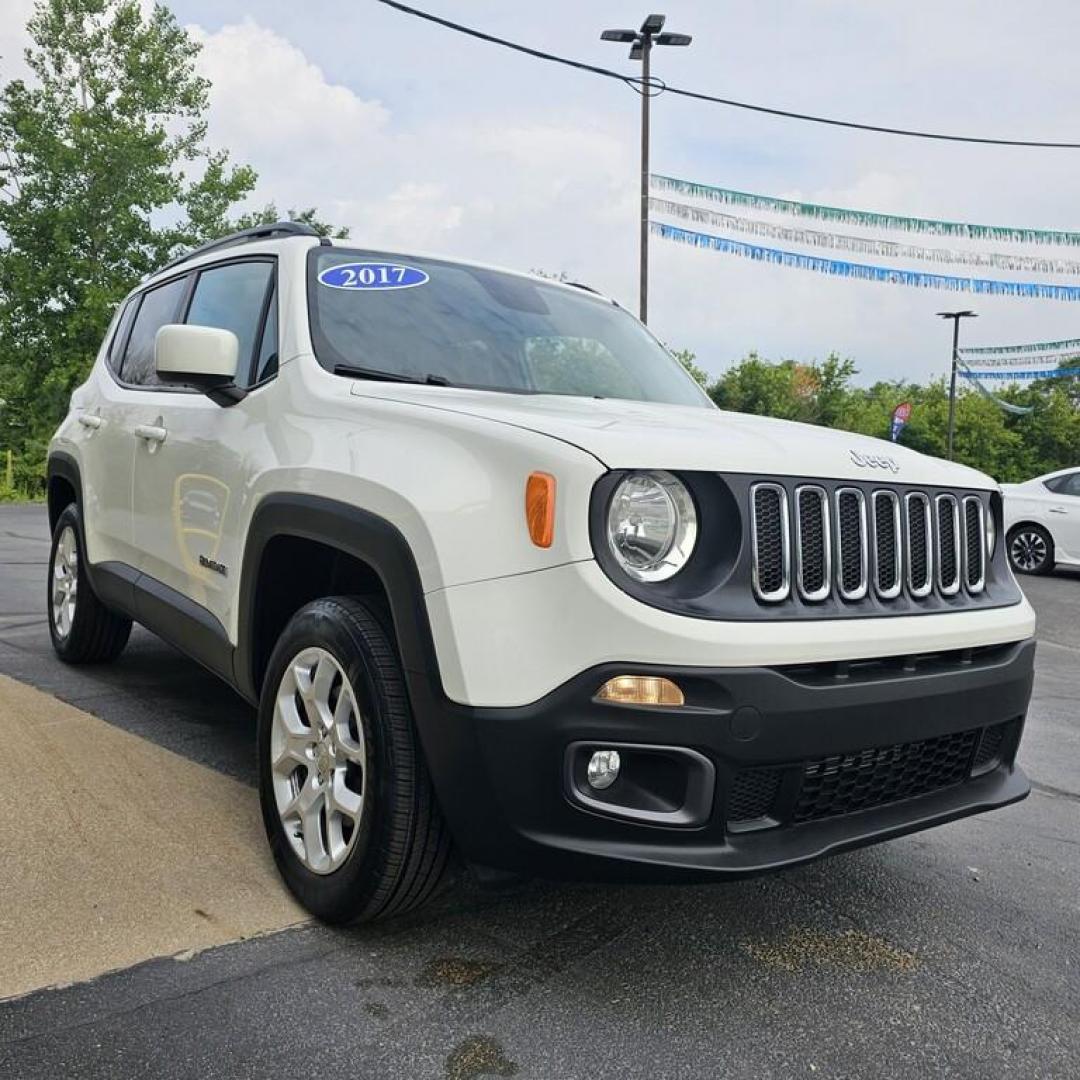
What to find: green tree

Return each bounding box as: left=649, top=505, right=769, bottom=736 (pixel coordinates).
left=671, top=347, right=710, bottom=388
left=710, top=352, right=806, bottom=420
left=0, top=0, right=342, bottom=491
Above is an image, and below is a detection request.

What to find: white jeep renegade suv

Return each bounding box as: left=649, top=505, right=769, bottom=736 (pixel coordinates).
left=46, top=222, right=1037, bottom=923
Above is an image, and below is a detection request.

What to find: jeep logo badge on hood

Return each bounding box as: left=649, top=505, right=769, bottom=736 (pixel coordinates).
left=850, top=449, right=900, bottom=473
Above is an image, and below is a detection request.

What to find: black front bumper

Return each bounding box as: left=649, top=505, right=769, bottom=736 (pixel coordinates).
left=413, top=639, right=1035, bottom=882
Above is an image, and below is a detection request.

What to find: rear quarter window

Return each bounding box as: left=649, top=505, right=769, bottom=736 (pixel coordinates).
left=107, top=298, right=139, bottom=376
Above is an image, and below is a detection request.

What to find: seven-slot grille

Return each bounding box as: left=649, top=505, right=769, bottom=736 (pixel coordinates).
left=750, top=483, right=990, bottom=605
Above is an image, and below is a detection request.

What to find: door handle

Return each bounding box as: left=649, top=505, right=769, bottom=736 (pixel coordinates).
left=77, top=413, right=102, bottom=430
left=133, top=423, right=167, bottom=444
left=1049, top=506, right=1068, bottom=514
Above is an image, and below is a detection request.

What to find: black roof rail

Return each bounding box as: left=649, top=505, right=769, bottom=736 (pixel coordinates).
left=158, top=221, right=323, bottom=273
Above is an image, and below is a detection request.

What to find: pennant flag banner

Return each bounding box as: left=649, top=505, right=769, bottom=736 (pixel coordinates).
left=650, top=197, right=1080, bottom=276
left=961, top=337, right=1080, bottom=355
left=651, top=174, right=1080, bottom=247
left=652, top=222, right=1080, bottom=302
left=963, top=366, right=1080, bottom=379
left=959, top=370, right=1036, bottom=415
left=952, top=350, right=1080, bottom=368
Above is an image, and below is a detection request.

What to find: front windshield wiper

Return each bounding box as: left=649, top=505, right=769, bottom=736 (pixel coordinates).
left=333, top=363, right=451, bottom=387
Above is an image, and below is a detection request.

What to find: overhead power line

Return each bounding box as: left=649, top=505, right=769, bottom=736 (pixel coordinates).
left=374, top=0, right=1080, bottom=149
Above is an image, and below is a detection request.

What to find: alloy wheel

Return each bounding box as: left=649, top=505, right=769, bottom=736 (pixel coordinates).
left=1010, top=530, right=1048, bottom=573
left=51, top=525, right=79, bottom=639
left=270, top=647, right=368, bottom=874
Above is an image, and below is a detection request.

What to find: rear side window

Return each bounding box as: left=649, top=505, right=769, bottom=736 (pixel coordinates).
left=185, top=260, right=275, bottom=387
left=107, top=298, right=139, bottom=376
left=1055, top=472, right=1080, bottom=497
left=1043, top=473, right=1080, bottom=495
left=119, top=276, right=189, bottom=386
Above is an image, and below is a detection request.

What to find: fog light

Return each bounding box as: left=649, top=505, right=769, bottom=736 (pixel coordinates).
left=587, top=749, right=621, bottom=790
left=596, top=675, right=685, bottom=706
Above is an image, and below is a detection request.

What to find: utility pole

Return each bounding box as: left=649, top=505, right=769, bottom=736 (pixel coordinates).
left=937, top=310, right=977, bottom=460
left=602, top=15, right=692, bottom=324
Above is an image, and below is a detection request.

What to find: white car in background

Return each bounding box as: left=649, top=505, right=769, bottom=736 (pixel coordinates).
left=1003, top=468, right=1080, bottom=575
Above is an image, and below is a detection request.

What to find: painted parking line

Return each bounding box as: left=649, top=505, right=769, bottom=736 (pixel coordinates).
left=0, top=674, right=307, bottom=1001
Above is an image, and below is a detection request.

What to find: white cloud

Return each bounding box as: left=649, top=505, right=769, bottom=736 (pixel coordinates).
left=189, top=20, right=389, bottom=167
left=190, top=18, right=638, bottom=266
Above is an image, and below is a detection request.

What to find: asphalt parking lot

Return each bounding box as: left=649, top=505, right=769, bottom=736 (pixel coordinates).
left=1, top=502, right=1078, bottom=1079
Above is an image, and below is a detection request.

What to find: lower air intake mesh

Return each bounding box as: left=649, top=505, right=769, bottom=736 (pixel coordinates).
left=792, top=729, right=978, bottom=823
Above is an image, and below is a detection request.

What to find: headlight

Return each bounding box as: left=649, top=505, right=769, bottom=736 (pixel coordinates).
left=986, top=505, right=997, bottom=559
left=606, top=471, right=698, bottom=582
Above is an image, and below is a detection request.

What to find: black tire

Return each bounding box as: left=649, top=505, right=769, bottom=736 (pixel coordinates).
left=47, top=503, right=132, bottom=663
left=257, top=596, right=454, bottom=923
left=1007, top=523, right=1055, bottom=576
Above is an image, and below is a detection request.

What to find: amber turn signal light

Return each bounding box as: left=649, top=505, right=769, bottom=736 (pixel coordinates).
left=526, top=472, right=556, bottom=548
left=596, top=675, right=685, bottom=706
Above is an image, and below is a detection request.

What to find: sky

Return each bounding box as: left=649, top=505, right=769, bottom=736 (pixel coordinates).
left=4, top=1, right=1080, bottom=383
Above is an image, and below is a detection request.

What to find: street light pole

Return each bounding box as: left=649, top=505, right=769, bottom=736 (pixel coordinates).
left=937, top=310, right=977, bottom=460
left=639, top=32, right=651, bottom=324
left=602, top=15, right=692, bottom=324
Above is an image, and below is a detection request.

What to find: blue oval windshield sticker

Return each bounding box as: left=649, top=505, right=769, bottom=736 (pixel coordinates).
left=318, top=262, right=429, bottom=291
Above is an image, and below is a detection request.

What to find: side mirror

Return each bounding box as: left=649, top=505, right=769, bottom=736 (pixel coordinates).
left=155, top=324, right=245, bottom=405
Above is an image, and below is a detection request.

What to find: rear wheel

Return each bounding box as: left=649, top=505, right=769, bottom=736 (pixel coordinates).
left=1007, top=524, right=1054, bottom=575
left=47, top=504, right=132, bottom=663
left=257, top=596, right=454, bottom=923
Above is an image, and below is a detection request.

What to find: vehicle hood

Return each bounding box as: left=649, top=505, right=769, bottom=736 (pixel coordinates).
left=353, top=384, right=994, bottom=489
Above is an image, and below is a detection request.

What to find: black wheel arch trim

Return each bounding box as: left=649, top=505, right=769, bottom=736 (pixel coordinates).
left=46, top=450, right=83, bottom=531
left=235, top=493, right=444, bottom=705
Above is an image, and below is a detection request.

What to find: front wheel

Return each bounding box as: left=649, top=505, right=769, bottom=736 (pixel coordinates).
left=257, top=596, right=454, bottom=923
left=1007, top=524, right=1054, bottom=576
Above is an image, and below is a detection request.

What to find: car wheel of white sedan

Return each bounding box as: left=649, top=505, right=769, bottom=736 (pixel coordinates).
left=1007, top=524, right=1054, bottom=576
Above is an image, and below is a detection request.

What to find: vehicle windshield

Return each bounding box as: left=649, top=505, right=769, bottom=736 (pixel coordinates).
left=307, top=249, right=710, bottom=406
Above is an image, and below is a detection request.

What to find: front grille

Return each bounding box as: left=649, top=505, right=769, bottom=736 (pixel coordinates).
left=905, top=492, right=933, bottom=597
left=750, top=483, right=790, bottom=601
left=835, top=489, right=868, bottom=599
left=936, top=494, right=961, bottom=595
left=748, top=481, right=991, bottom=610
left=872, top=490, right=901, bottom=598
left=794, top=486, right=829, bottom=601
left=792, top=730, right=977, bottom=823
left=964, top=497, right=986, bottom=593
